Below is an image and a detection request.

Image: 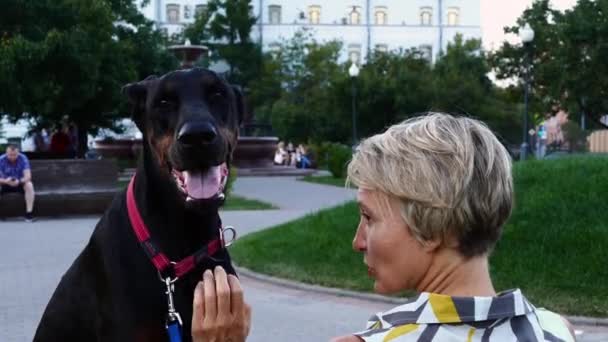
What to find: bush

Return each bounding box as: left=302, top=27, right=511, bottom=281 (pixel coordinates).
left=327, top=143, right=352, bottom=178
left=561, top=121, right=589, bottom=152
left=308, top=141, right=333, bottom=169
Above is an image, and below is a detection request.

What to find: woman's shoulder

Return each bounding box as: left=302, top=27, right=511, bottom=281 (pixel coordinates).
left=534, top=308, right=576, bottom=341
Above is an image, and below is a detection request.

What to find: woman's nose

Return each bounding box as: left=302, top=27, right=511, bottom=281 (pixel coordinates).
left=352, top=224, right=367, bottom=252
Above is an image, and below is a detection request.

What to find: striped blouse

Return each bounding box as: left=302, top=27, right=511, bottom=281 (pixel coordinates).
left=354, top=289, right=574, bottom=341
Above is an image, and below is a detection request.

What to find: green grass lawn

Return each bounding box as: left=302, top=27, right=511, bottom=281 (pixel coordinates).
left=116, top=181, right=275, bottom=210
left=300, top=175, right=348, bottom=187
left=222, top=195, right=276, bottom=210
left=232, top=156, right=608, bottom=316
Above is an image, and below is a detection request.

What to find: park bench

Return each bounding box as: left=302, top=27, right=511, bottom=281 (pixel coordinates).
left=0, top=159, right=119, bottom=218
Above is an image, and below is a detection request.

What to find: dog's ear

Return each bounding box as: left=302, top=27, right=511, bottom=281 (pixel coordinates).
left=122, top=75, right=157, bottom=131
left=231, top=85, right=246, bottom=126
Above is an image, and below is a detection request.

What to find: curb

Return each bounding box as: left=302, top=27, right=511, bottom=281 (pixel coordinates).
left=236, top=266, right=608, bottom=327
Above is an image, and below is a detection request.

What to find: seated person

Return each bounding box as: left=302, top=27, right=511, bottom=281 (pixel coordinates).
left=0, top=144, right=36, bottom=221
left=295, top=144, right=312, bottom=169
left=333, top=113, right=575, bottom=341
left=273, top=141, right=288, bottom=166
left=286, top=142, right=296, bottom=166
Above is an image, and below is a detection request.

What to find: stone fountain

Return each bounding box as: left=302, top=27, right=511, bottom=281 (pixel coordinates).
left=167, top=39, right=209, bottom=68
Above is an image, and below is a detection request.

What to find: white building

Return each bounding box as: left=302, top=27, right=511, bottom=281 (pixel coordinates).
left=139, top=0, right=481, bottom=63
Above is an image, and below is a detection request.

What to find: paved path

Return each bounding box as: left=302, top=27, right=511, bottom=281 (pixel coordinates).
left=0, top=177, right=605, bottom=341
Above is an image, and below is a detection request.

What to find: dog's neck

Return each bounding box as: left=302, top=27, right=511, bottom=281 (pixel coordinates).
left=130, top=144, right=222, bottom=259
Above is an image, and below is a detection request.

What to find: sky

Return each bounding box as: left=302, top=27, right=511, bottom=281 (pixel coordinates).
left=481, top=0, right=577, bottom=50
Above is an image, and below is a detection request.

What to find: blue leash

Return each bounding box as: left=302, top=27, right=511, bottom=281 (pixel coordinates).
left=167, top=320, right=183, bottom=342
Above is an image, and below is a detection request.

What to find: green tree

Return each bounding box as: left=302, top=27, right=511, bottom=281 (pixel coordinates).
left=434, top=35, right=521, bottom=143
left=182, top=0, right=261, bottom=86
left=491, top=0, right=608, bottom=128
left=0, top=0, right=176, bottom=155
left=355, top=48, right=435, bottom=139
left=251, top=29, right=348, bottom=143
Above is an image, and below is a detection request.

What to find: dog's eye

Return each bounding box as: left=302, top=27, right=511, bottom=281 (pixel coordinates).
left=210, top=92, right=223, bottom=100
left=158, top=99, right=176, bottom=109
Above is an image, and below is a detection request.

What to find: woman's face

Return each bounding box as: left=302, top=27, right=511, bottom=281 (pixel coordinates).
left=352, top=188, right=434, bottom=294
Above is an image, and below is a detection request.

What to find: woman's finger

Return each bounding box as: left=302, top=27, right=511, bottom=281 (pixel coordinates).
left=228, top=274, right=244, bottom=318
left=243, top=303, right=252, bottom=338
left=191, top=281, right=205, bottom=340
left=202, top=269, right=217, bottom=324
left=214, top=266, right=231, bottom=325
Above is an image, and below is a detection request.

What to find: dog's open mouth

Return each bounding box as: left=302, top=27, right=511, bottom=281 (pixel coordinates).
left=171, top=163, right=229, bottom=201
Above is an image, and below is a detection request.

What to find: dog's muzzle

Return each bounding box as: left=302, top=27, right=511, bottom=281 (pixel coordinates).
left=171, top=120, right=228, bottom=201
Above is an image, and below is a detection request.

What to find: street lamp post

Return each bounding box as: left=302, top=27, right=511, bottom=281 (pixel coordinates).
left=349, top=62, right=360, bottom=148
left=519, top=23, right=534, bottom=161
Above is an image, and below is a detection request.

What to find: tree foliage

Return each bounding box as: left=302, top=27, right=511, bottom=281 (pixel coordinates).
left=491, top=0, right=608, bottom=128
left=182, top=0, right=261, bottom=86
left=251, top=31, right=521, bottom=145
left=0, top=0, right=176, bottom=153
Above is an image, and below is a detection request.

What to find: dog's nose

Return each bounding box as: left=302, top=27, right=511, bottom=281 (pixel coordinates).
left=177, top=121, right=218, bottom=145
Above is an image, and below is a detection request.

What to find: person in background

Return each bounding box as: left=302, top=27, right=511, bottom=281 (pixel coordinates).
left=296, top=144, right=312, bottom=169
left=33, top=127, right=49, bottom=152
left=0, top=144, right=36, bottom=222
left=68, top=121, right=79, bottom=158
left=286, top=141, right=296, bottom=166
left=274, top=141, right=287, bottom=166
left=49, top=123, right=71, bottom=155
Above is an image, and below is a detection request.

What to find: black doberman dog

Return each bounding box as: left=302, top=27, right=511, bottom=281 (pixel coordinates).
left=33, top=68, right=242, bottom=342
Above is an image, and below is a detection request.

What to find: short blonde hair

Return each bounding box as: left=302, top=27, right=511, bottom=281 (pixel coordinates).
left=347, top=113, right=513, bottom=257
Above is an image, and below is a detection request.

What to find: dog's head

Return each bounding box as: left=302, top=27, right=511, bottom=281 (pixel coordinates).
left=122, top=68, right=243, bottom=208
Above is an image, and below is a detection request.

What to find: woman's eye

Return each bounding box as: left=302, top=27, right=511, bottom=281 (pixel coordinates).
left=361, top=212, right=371, bottom=221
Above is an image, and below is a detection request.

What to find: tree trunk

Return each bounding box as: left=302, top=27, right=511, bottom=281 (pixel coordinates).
left=77, top=124, right=90, bottom=158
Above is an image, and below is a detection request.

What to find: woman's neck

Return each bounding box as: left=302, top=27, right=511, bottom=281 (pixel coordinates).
left=416, top=249, right=496, bottom=297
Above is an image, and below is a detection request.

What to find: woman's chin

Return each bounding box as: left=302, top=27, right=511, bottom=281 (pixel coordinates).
left=373, top=281, right=396, bottom=295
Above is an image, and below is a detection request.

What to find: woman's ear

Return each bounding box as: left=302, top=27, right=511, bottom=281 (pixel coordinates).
left=420, top=238, right=442, bottom=253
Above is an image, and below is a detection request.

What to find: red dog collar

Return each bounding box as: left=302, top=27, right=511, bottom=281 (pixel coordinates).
left=126, top=175, right=234, bottom=280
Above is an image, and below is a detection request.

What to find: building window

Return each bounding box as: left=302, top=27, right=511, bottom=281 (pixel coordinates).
left=375, top=6, right=387, bottom=25
left=349, top=6, right=361, bottom=25
left=166, top=4, right=180, bottom=24
left=269, top=5, right=281, bottom=24
left=419, top=45, right=433, bottom=62
left=348, top=44, right=361, bottom=64
left=375, top=44, right=388, bottom=53
left=184, top=5, right=192, bottom=19
left=420, top=7, right=432, bottom=26
left=195, top=4, right=208, bottom=16
left=447, top=7, right=460, bottom=26
left=308, top=5, right=321, bottom=24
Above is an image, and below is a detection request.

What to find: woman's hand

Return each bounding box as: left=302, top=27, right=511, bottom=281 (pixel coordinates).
left=192, top=266, right=251, bottom=342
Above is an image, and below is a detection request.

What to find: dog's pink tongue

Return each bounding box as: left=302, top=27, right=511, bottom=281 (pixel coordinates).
left=183, top=167, right=221, bottom=199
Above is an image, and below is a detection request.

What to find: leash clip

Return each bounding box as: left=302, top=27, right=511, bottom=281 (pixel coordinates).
left=221, top=226, right=237, bottom=247
left=162, top=266, right=183, bottom=342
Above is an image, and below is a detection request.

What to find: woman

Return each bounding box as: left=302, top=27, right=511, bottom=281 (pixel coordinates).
left=333, top=113, right=575, bottom=341
left=192, top=113, right=575, bottom=342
